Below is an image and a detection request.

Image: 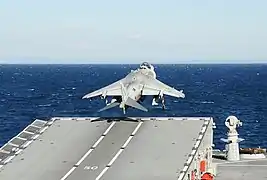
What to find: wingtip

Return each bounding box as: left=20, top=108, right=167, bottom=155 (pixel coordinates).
left=82, top=95, right=91, bottom=100
left=179, top=90, right=185, bottom=98
left=82, top=95, right=87, bottom=99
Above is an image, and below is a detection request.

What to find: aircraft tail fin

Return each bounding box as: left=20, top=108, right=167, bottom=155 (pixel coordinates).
left=125, top=97, right=148, bottom=112
left=98, top=102, right=120, bottom=112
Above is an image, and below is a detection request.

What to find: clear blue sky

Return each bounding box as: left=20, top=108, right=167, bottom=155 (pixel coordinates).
left=0, top=0, right=267, bottom=64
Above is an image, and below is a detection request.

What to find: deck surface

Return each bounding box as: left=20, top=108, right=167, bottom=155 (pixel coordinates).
left=214, top=158, right=267, bottom=180
left=0, top=117, right=209, bottom=180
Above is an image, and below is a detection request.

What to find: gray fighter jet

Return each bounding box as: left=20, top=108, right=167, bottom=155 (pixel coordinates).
left=82, top=62, right=185, bottom=114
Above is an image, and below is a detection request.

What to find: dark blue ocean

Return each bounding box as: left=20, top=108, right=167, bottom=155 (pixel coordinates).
left=0, top=64, right=267, bottom=150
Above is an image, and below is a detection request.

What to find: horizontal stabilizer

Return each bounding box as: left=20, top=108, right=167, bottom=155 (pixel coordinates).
left=220, top=138, right=229, bottom=143
left=125, top=97, right=148, bottom=112
left=98, top=102, right=120, bottom=112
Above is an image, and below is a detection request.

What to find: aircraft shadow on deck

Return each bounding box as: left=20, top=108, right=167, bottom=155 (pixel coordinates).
left=90, top=117, right=141, bottom=123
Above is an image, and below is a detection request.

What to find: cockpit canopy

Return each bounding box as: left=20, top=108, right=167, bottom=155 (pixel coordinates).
left=140, top=62, right=152, bottom=70
left=139, top=62, right=156, bottom=78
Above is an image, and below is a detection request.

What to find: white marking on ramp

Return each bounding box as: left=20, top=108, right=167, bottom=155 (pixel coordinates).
left=201, top=126, right=207, bottom=133
left=103, top=122, right=116, bottom=135
left=23, top=131, right=34, bottom=135
left=182, top=165, right=188, bottom=172
left=195, top=140, right=200, bottom=148
left=16, top=136, right=27, bottom=141
left=60, top=122, right=116, bottom=180
left=95, top=167, right=109, bottom=180
left=95, top=122, right=143, bottom=180
left=75, top=149, right=94, bottom=166
left=84, top=165, right=98, bottom=170
left=177, top=172, right=185, bottom=180
left=107, top=149, right=124, bottom=166
left=131, top=122, right=143, bottom=135
left=122, top=136, right=133, bottom=148
left=3, top=155, right=15, bottom=164
left=39, top=126, right=48, bottom=134
left=60, top=167, right=76, bottom=180
left=22, top=140, right=33, bottom=148
left=8, top=143, right=19, bottom=147
left=92, top=136, right=105, bottom=148
left=186, top=156, right=193, bottom=164
left=32, top=134, right=40, bottom=140
left=30, top=124, right=42, bottom=129
left=198, top=134, right=203, bottom=140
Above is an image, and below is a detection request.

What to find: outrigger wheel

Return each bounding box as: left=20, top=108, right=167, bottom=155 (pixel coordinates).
left=161, top=96, right=166, bottom=110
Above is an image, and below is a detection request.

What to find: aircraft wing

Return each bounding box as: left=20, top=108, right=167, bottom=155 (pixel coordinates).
left=141, top=77, right=185, bottom=98
left=82, top=78, right=126, bottom=99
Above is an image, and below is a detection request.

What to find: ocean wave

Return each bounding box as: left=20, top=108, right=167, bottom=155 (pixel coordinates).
left=27, top=88, right=35, bottom=91
left=201, top=101, right=214, bottom=104
left=38, top=104, right=52, bottom=107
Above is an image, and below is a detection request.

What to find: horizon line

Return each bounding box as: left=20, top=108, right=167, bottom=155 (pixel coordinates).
left=1, top=62, right=267, bottom=65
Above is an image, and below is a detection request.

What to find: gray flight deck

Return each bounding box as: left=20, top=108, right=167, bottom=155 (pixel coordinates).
left=0, top=117, right=213, bottom=180
left=214, top=156, right=267, bottom=179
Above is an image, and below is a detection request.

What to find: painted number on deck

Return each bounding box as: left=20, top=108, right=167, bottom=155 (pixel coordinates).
left=84, top=165, right=98, bottom=170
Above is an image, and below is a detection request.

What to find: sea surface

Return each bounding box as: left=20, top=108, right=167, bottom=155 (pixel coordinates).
left=0, top=64, right=267, bottom=150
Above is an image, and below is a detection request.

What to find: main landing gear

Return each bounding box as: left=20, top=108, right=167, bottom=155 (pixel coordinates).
left=152, top=95, right=166, bottom=110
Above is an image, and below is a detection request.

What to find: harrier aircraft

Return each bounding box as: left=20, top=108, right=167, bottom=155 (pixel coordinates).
left=82, top=62, right=185, bottom=114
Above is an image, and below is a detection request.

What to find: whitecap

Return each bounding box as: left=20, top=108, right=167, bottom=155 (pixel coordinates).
left=38, top=104, right=51, bottom=107
left=201, top=101, right=214, bottom=104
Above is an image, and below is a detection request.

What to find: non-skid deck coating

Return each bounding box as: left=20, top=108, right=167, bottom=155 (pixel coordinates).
left=0, top=117, right=211, bottom=180
left=214, top=158, right=267, bottom=180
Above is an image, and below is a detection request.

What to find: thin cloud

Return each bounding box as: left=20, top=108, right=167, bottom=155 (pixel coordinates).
left=128, top=33, right=142, bottom=39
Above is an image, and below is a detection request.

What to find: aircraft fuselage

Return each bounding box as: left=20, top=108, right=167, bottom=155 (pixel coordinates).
left=115, top=68, right=155, bottom=104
